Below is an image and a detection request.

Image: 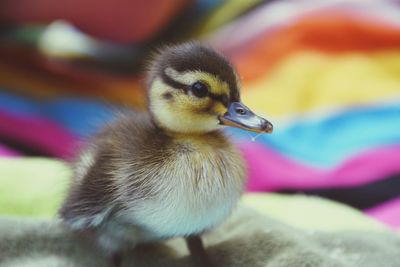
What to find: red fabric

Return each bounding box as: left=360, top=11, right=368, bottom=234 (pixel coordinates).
left=1, top=0, right=189, bottom=43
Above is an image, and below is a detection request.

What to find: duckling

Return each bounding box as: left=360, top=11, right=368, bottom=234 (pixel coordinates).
left=59, top=42, right=273, bottom=267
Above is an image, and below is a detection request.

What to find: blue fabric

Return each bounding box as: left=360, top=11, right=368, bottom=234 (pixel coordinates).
left=0, top=91, right=116, bottom=137
left=230, top=103, right=400, bottom=167
left=0, top=92, right=42, bottom=116
left=44, top=99, right=116, bottom=137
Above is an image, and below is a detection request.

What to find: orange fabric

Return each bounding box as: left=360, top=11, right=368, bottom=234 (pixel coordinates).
left=1, top=0, right=189, bottom=43
left=230, top=12, right=400, bottom=83
left=0, top=61, right=146, bottom=108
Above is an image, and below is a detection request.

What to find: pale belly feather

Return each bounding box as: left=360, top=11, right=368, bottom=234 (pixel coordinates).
left=120, top=145, right=245, bottom=242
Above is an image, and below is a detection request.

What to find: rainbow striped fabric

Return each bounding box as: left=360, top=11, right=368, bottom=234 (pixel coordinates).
left=0, top=0, right=399, bottom=230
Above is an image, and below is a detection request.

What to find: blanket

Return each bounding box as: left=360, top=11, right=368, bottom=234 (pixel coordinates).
left=1, top=206, right=400, bottom=267
left=1, top=157, right=399, bottom=267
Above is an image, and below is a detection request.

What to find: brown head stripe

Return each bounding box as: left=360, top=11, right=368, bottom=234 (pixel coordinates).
left=155, top=42, right=240, bottom=103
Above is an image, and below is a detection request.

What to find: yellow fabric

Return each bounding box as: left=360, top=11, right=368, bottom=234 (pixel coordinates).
left=242, top=51, right=400, bottom=117
left=195, top=0, right=262, bottom=36
left=242, top=193, right=387, bottom=232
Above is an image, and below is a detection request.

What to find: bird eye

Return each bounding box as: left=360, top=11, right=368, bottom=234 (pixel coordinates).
left=190, top=81, right=209, bottom=98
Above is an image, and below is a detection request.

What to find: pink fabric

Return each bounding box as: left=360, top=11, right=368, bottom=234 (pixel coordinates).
left=0, top=111, right=78, bottom=159
left=0, top=143, right=20, bottom=157
left=240, top=142, right=400, bottom=191
left=366, top=198, right=400, bottom=230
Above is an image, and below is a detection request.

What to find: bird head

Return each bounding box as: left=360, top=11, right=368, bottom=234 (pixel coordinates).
left=147, top=42, right=273, bottom=135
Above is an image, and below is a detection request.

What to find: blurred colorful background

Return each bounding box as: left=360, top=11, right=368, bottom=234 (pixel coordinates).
left=0, top=0, right=399, bottom=230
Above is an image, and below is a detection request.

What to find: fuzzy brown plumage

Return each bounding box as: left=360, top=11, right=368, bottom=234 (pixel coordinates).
left=59, top=43, right=257, bottom=267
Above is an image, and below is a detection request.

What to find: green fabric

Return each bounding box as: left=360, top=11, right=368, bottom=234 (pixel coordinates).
left=0, top=158, right=69, bottom=217
left=195, top=0, right=263, bottom=36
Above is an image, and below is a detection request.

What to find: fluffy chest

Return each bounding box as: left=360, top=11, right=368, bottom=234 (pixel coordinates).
left=121, top=140, right=246, bottom=240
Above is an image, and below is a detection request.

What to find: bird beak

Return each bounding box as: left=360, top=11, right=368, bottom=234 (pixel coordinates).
left=218, top=102, right=273, bottom=133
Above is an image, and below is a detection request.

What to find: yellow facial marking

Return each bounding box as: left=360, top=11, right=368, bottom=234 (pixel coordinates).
left=150, top=78, right=223, bottom=133
left=149, top=66, right=234, bottom=134
left=212, top=102, right=227, bottom=115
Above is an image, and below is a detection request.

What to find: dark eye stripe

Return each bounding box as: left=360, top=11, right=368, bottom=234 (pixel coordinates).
left=161, top=73, right=229, bottom=106
left=209, top=93, right=229, bottom=107
left=161, top=72, right=188, bottom=93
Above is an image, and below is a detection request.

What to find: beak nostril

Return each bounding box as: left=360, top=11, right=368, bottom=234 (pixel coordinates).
left=235, top=107, right=246, bottom=115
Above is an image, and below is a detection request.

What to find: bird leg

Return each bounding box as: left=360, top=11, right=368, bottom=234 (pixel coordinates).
left=185, top=235, right=213, bottom=267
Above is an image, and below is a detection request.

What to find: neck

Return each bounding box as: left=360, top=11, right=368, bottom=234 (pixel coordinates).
left=155, top=121, right=222, bottom=139
left=150, top=114, right=222, bottom=138
left=149, top=117, right=228, bottom=148
left=166, top=129, right=222, bottom=139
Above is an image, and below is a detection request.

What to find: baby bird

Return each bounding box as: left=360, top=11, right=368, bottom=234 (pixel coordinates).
left=59, top=42, right=273, bottom=267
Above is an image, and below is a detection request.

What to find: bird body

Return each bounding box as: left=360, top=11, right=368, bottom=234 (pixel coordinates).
left=61, top=113, right=245, bottom=252
left=59, top=42, right=272, bottom=266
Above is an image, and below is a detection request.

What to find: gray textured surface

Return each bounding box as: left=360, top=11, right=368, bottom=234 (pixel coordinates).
left=1, top=207, right=399, bottom=267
